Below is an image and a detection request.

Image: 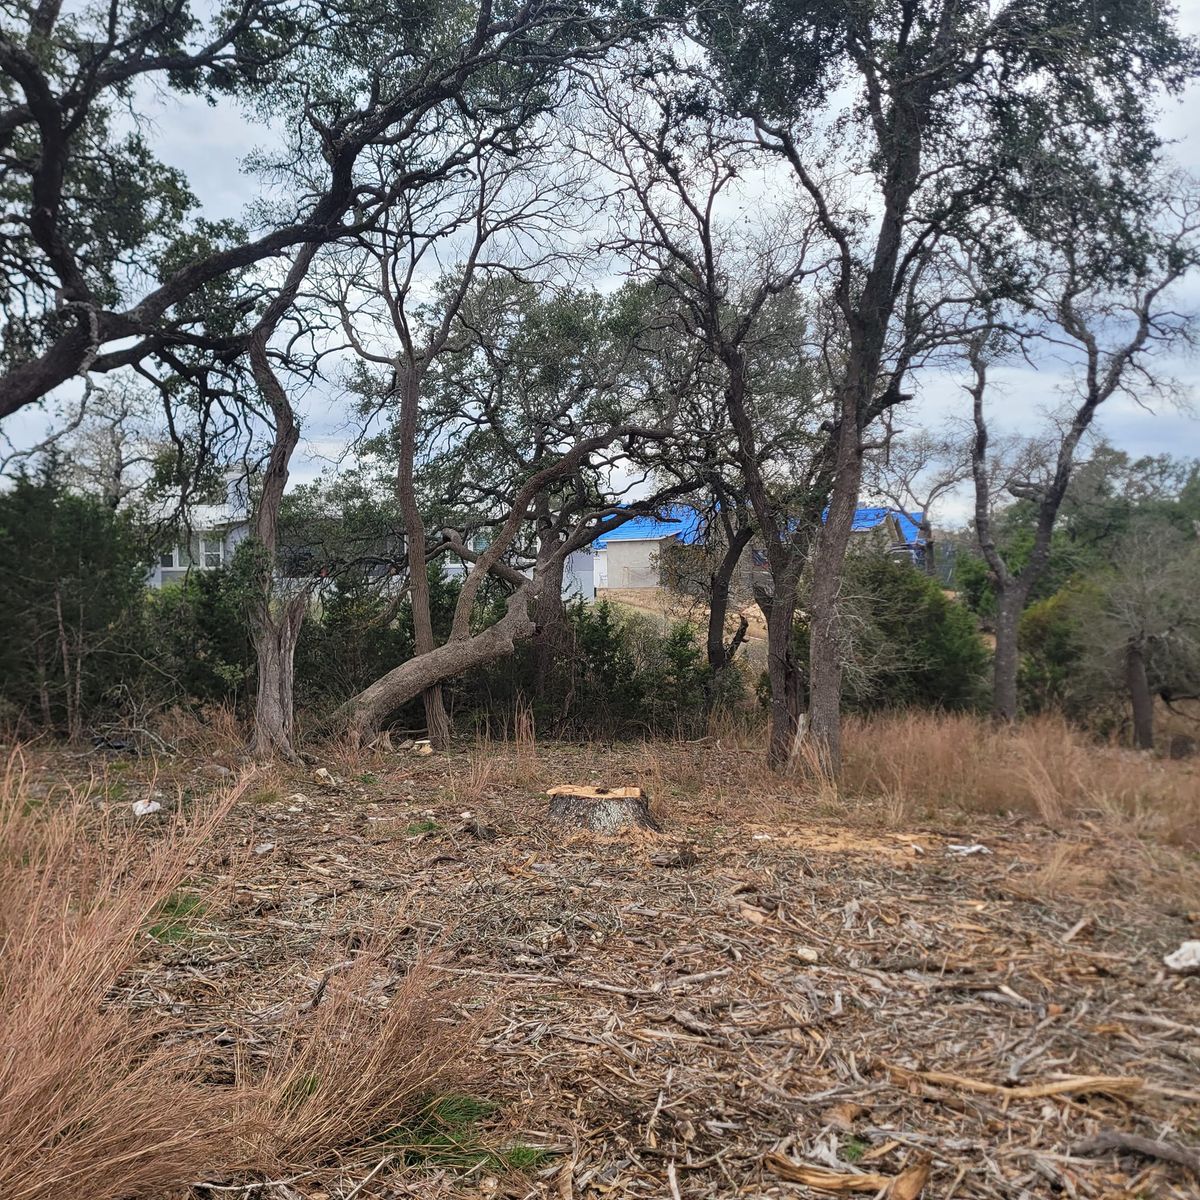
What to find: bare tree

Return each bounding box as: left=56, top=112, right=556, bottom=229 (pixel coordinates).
left=968, top=195, right=1199, bottom=722
left=582, top=69, right=835, bottom=769
left=867, top=427, right=972, bottom=577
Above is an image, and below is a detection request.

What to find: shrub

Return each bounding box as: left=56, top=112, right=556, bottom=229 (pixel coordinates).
left=796, top=553, right=989, bottom=713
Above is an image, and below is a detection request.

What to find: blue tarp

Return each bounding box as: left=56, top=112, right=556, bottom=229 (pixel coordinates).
left=593, top=505, right=706, bottom=548
left=594, top=505, right=922, bottom=549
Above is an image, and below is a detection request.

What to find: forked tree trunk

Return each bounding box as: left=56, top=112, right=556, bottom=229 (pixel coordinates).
left=706, top=525, right=754, bottom=675
left=1126, top=640, right=1155, bottom=751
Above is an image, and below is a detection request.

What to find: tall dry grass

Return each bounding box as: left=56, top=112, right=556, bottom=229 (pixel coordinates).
left=0, top=750, right=476, bottom=1198
left=0, top=752, right=245, bottom=1200
left=840, top=712, right=1199, bottom=845
left=244, top=951, right=473, bottom=1170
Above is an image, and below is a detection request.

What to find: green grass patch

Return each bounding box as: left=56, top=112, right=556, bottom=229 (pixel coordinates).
left=405, top=819, right=441, bottom=836
left=841, top=1137, right=869, bottom=1163
left=146, top=890, right=207, bottom=944
left=381, top=1093, right=554, bottom=1174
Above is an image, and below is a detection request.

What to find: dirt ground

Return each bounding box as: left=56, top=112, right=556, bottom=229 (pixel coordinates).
left=30, top=738, right=1200, bottom=1199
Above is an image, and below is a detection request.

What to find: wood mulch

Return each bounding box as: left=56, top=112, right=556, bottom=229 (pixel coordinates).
left=35, top=739, right=1200, bottom=1199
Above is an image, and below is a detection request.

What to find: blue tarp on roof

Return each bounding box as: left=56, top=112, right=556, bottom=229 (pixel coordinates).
left=594, top=505, right=922, bottom=548
left=850, top=506, right=923, bottom=544
left=593, top=505, right=705, bottom=548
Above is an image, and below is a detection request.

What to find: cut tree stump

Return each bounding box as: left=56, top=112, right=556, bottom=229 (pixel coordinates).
left=546, top=785, right=661, bottom=834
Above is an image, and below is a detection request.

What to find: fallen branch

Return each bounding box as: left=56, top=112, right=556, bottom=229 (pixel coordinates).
left=885, top=1064, right=1144, bottom=1100
left=1071, top=1131, right=1200, bottom=1174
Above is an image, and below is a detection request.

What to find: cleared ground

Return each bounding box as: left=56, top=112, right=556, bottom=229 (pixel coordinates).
left=24, top=736, right=1200, bottom=1199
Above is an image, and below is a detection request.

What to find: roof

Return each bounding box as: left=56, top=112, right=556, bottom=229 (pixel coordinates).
left=850, top=506, right=923, bottom=544
left=594, top=505, right=923, bottom=549
left=593, top=505, right=705, bottom=548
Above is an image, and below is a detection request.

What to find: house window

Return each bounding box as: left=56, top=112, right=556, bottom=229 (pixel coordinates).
left=200, top=537, right=223, bottom=569
left=160, top=550, right=177, bottom=569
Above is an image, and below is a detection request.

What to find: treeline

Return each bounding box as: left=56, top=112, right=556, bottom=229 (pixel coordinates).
left=1, top=0, right=1198, bottom=770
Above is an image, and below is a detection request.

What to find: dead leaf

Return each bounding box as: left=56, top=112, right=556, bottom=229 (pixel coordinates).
left=737, top=902, right=769, bottom=925
left=824, top=1101, right=868, bottom=1130
left=888, top=1155, right=932, bottom=1199
left=764, top=1155, right=892, bottom=1192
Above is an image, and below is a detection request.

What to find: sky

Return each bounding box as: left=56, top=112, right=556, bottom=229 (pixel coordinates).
left=4, top=2, right=1200, bottom=525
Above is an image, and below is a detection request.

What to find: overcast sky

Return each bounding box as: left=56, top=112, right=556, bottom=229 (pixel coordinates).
left=5, top=3, right=1200, bottom=523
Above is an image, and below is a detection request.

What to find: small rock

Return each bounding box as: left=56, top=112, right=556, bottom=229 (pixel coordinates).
left=131, top=799, right=162, bottom=817
left=1164, top=941, right=1200, bottom=974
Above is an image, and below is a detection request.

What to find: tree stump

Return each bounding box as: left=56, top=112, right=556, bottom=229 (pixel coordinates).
left=546, top=785, right=661, bottom=834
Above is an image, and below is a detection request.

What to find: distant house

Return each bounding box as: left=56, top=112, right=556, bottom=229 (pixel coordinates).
left=147, top=477, right=597, bottom=601
left=593, top=506, right=704, bottom=590
left=147, top=475, right=251, bottom=588
left=592, top=504, right=924, bottom=593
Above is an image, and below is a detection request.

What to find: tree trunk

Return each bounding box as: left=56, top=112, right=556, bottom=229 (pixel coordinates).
left=1125, top=640, right=1155, bottom=751
left=250, top=595, right=307, bottom=762
left=991, top=586, right=1025, bottom=723
left=805, top=413, right=862, bottom=775
left=341, top=587, right=538, bottom=747
left=762, top=579, right=801, bottom=770
left=706, top=525, right=754, bottom=674
left=531, top=535, right=569, bottom=694
left=393, top=366, right=451, bottom=748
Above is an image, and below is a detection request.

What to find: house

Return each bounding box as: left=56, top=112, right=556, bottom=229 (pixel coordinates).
left=147, top=475, right=251, bottom=588
left=148, top=474, right=598, bottom=600
left=593, top=506, right=704, bottom=590
left=592, top=504, right=924, bottom=593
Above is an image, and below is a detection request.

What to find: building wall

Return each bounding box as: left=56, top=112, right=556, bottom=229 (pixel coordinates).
left=604, top=539, right=663, bottom=590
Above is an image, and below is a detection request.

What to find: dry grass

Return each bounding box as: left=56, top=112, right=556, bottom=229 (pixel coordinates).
left=0, top=749, right=479, bottom=1199
left=242, top=950, right=474, bottom=1172
left=840, top=712, right=1199, bottom=844
left=0, top=751, right=244, bottom=1200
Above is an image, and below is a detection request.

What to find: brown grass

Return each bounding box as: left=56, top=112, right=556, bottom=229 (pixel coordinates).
left=840, top=712, right=1199, bottom=845
left=242, top=950, right=473, bottom=1171
left=0, top=749, right=477, bottom=1198
left=0, top=751, right=244, bottom=1200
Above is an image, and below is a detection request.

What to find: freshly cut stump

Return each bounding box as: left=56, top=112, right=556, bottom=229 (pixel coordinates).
left=547, top=785, right=661, bottom=834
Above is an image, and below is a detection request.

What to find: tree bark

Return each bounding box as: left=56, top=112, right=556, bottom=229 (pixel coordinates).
left=762, top=577, right=801, bottom=770
left=249, top=595, right=308, bottom=761
left=707, top=524, right=754, bottom=674
left=805, top=396, right=866, bottom=775
left=394, top=365, right=451, bottom=748
left=1125, top=640, right=1155, bottom=751
left=991, top=586, right=1026, bottom=724
left=341, top=587, right=538, bottom=747
left=246, top=292, right=313, bottom=762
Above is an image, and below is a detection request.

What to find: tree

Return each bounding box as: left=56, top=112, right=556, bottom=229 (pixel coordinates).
left=0, top=465, right=149, bottom=737
left=0, top=0, right=639, bottom=418
left=967, top=192, right=1199, bottom=722
left=694, top=0, right=1198, bottom=771
left=867, top=428, right=971, bottom=578
left=583, top=67, right=832, bottom=769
